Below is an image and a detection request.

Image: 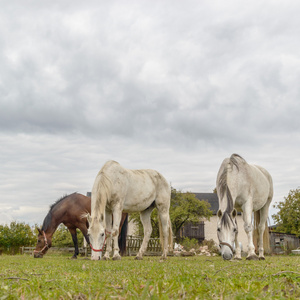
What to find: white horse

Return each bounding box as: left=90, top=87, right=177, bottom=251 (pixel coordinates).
left=87, top=160, right=173, bottom=261
left=216, top=154, right=273, bottom=260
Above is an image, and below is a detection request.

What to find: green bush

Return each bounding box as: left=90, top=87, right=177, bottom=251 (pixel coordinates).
left=180, top=237, right=199, bottom=251
left=0, top=221, right=37, bottom=254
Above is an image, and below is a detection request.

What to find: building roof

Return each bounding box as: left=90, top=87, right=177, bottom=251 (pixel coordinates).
left=194, top=193, right=219, bottom=214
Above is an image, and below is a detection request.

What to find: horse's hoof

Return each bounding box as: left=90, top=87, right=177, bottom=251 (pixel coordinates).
left=234, top=257, right=242, bottom=261
left=135, top=256, right=143, bottom=260
left=70, top=256, right=77, bottom=260
left=246, top=255, right=259, bottom=261
left=113, top=255, right=121, bottom=261
left=259, top=256, right=266, bottom=260
left=159, top=257, right=167, bottom=262
left=102, top=256, right=110, bottom=261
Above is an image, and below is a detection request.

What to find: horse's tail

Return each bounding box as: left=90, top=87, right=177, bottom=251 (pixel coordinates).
left=253, top=211, right=270, bottom=254
left=91, top=172, right=112, bottom=220
left=168, top=218, right=173, bottom=252
left=118, top=214, right=128, bottom=256
left=158, top=215, right=173, bottom=253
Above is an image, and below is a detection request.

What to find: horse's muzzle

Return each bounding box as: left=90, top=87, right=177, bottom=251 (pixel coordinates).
left=91, top=256, right=101, bottom=261
left=220, top=242, right=234, bottom=260
left=222, top=252, right=233, bottom=260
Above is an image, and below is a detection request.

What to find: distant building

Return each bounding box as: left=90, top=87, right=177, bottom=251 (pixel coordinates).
left=268, top=225, right=300, bottom=254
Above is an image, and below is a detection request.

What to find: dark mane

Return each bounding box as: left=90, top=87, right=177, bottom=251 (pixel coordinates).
left=50, top=193, right=74, bottom=210
left=220, top=186, right=235, bottom=228
left=230, top=153, right=246, bottom=171
left=41, top=193, right=76, bottom=231
left=221, top=211, right=232, bottom=228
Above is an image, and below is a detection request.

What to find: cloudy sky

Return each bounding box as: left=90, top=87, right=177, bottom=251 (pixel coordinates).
left=1, top=1, right=299, bottom=226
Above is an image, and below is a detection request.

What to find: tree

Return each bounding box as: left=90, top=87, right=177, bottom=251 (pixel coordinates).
left=129, top=187, right=212, bottom=238
left=272, top=188, right=300, bottom=237
left=170, top=188, right=212, bottom=236
left=0, top=221, right=37, bottom=254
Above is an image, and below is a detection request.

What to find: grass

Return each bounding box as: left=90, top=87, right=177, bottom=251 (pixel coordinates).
left=0, top=254, right=299, bottom=299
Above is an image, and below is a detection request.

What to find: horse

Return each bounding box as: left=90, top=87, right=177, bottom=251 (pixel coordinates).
left=34, top=192, right=128, bottom=259
left=86, top=160, right=173, bottom=261
left=216, top=154, right=273, bottom=260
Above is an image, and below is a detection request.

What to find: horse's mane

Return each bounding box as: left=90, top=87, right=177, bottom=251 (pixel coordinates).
left=218, top=154, right=246, bottom=225
left=92, top=171, right=112, bottom=222
left=41, top=193, right=76, bottom=231
left=220, top=186, right=235, bottom=228
left=229, top=153, right=246, bottom=171
left=218, top=154, right=246, bottom=200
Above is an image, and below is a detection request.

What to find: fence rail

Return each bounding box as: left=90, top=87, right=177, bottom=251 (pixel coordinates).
left=20, top=236, right=163, bottom=257
left=126, top=235, right=162, bottom=256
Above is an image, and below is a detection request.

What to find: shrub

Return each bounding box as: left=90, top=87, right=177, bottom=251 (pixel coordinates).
left=180, top=237, right=200, bottom=251
left=0, top=221, right=37, bottom=254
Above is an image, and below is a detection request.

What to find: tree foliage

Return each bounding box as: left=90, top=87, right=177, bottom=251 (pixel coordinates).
left=0, top=221, right=37, bottom=253
left=129, top=187, right=212, bottom=238
left=272, top=188, right=300, bottom=237
left=0, top=222, right=85, bottom=253
left=170, top=188, right=212, bottom=235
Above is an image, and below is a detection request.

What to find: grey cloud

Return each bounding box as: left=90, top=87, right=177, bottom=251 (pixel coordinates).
left=1, top=1, right=300, bottom=225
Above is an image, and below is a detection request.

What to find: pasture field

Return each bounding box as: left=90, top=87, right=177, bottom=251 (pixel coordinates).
left=0, top=254, right=299, bottom=299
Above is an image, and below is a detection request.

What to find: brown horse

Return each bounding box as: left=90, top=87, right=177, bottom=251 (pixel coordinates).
left=34, top=193, right=128, bottom=259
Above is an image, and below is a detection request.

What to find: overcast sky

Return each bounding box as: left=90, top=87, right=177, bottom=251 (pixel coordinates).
left=1, top=1, right=300, bottom=226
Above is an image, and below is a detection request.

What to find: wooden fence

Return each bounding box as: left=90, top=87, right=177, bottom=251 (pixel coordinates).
left=126, top=235, right=162, bottom=256
left=20, top=236, right=163, bottom=257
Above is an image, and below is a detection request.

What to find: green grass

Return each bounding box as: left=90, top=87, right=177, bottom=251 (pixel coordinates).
left=0, top=254, right=299, bottom=299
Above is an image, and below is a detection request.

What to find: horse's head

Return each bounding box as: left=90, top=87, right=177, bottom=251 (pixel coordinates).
left=217, top=209, right=238, bottom=260
left=33, top=228, right=52, bottom=258
left=87, top=213, right=106, bottom=260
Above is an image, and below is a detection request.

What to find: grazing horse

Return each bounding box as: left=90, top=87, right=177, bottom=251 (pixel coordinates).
left=216, top=154, right=273, bottom=261
left=34, top=193, right=128, bottom=259
left=87, top=160, right=173, bottom=261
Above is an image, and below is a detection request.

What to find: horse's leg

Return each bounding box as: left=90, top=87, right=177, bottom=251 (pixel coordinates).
left=83, top=233, right=89, bottom=247
left=77, top=225, right=90, bottom=258
left=157, top=210, right=170, bottom=261
left=257, top=204, right=270, bottom=260
left=69, top=228, right=79, bottom=259
left=243, top=205, right=258, bottom=260
left=233, top=232, right=242, bottom=260
left=135, top=206, right=154, bottom=260
left=111, top=209, right=123, bottom=260
left=103, top=211, right=113, bottom=260
left=118, top=213, right=128, bottom=256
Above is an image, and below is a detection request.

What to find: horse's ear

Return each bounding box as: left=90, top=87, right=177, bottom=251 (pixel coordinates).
left=86, top=214, right=92, bottom=224
left=217, top=210, right=222, bottom=218
left=231, top=209, right=237, bottom=218
left=37, top=228, right=42, bottom=234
